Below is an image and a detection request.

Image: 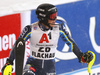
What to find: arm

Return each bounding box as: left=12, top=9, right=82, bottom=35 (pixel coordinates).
left=9, top=25, right=31, bottom=62
left=59, top=25, right=83, bottom=61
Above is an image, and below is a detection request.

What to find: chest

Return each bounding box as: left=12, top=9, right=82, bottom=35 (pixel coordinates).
left=30, top=25, right=59, bottom=46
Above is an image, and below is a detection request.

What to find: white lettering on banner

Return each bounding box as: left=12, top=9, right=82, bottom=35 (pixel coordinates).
left=9, top=34, right=16, bottom=49
left=0, top=34, right=16, bottom=51
left=3, top=35, right=8, bottom=50
left=89, top=17, right=100, bottom=53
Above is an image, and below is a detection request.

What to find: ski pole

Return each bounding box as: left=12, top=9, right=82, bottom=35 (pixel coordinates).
left=87, top=51, right=96, bottom=75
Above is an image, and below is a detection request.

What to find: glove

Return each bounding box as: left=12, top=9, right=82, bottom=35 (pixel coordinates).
left=1, top=59, right=13, bottom=75
left=81, top=51, right=93, bottom=63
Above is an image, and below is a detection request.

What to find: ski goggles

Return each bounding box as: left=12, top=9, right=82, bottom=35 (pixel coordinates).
left=49, top=12, right=57, bottom=20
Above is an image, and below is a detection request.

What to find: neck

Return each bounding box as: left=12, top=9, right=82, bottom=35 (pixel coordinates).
left=38, top=23, right=49, bottom=31
left=41, top=23, right=49, bottom=29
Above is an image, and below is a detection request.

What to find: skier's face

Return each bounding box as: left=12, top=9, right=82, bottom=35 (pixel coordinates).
left=48, top=12, right=57, bottom=27
left=48, top=19, right=57, bottom=27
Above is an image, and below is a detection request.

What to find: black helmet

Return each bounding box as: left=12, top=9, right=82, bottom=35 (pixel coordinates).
left=36, top=3, right=57, bottom=28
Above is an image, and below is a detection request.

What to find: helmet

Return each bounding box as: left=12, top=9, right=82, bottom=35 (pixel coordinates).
left=36, top=3, right=57, bottom=28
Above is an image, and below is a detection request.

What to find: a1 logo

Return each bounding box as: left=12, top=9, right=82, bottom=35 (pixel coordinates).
left=39, top=32, right=52, bottom=43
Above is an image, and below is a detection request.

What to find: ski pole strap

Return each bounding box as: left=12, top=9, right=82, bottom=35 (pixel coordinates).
left=87, top=51, right=96, bottom=75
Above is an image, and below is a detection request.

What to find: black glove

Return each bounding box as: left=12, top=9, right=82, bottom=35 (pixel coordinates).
left=1, top=59, right=13, bottom=75
left=81, top=52, right=93, bottom=63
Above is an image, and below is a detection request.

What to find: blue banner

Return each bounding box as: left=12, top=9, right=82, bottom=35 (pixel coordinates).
left=31, top=0, right=100, bottom=74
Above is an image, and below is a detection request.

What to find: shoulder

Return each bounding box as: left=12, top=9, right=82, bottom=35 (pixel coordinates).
left=59, top=23, right=69, bottom=35
left=31, top=22, right=39, bottom=27
left=23, top=21, right=39, bottom=31
left=22, top=25, right=32, bottom=33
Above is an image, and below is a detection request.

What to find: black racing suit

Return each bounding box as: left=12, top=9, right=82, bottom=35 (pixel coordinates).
left=8, top=22, right=83, bottom=75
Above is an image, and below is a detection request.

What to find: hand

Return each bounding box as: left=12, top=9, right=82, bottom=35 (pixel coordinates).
left=1, top=59, right=13, bottom=75
left=81, top=51, right=93, bottom=63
